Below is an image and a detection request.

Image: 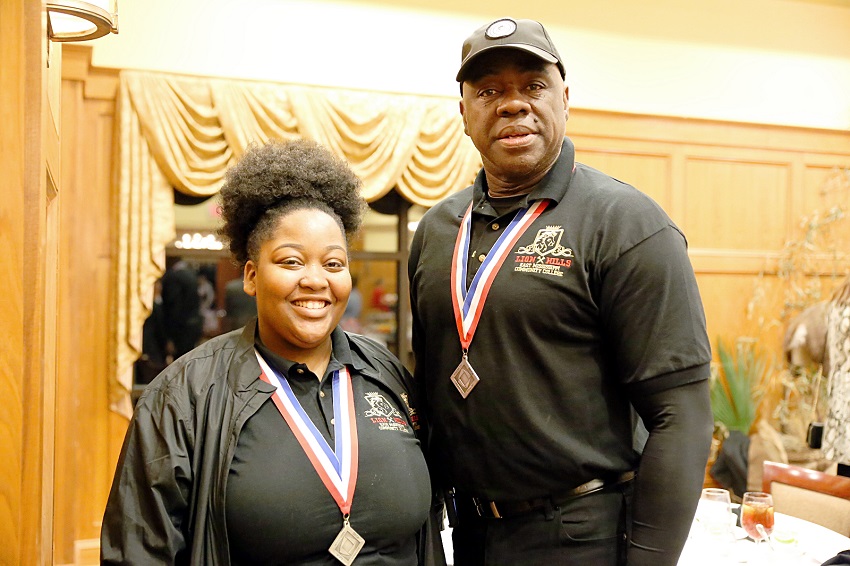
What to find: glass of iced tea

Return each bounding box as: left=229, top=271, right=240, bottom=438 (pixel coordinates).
left=741, top=491, right=775, bottom=545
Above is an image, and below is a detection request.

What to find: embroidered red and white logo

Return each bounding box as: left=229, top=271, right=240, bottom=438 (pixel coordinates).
left=514, top=225, right=574, bottom=276
left=363, top=392, right=409, bottom=432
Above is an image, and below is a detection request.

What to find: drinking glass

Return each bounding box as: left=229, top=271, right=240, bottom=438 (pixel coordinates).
left=698, top=488, right=734, bottom=539
left=741, top=491, right=775, bottom=546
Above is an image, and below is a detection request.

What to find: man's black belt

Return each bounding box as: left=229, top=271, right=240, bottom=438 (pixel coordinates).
left=465, top=470, right=636, bottom=520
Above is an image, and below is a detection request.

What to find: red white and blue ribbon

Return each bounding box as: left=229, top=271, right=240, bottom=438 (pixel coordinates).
left=254, top=349, right=359, bottom=514
left=451, top=199, right=549, bottom=349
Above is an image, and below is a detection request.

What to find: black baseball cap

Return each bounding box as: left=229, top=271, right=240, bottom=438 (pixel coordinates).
left=456, top=18, right=565, bottom=83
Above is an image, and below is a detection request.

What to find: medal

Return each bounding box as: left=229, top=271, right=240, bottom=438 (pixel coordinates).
left=329, top=514, right=366, bottom=566
left=450, top=352, right=480, bottom=398
left=449, top=199, right=549, bottom=397
left=255, top=350, right=362, bottom=564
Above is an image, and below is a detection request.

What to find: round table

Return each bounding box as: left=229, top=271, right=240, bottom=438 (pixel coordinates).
left=679, top=509, right=850, bottom=565
left=439, top=508, right=850, bottom=565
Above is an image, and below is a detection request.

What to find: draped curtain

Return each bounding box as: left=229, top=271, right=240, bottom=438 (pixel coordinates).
left=111, top=70, right=481, bottom=416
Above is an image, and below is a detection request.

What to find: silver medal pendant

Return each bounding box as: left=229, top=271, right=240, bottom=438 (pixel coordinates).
left=329, top=516, right=365, bottom=566
left=450, top=353, right=480, bottom=398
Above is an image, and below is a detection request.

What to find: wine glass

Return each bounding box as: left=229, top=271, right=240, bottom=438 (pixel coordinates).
left=741, top=491, right=775, bottom=551
left=697, top=488, right=734, bottom=540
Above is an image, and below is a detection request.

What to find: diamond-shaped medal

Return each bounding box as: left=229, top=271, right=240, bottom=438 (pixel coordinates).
left=450, top=357, right=480, bottom=398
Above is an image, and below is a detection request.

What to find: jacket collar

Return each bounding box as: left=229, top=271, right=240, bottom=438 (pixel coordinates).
left=230, top=320, right=275, bottom=393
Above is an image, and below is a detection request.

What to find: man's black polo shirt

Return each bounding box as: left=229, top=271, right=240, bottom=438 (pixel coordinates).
left=409, top=137, right=711, bottom=502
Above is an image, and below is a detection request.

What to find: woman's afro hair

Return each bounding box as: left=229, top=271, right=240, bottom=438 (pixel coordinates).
left=218, top=138, right=365, bottom=266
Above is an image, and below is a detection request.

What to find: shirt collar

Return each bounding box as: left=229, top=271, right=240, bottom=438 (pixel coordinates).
left=253, top=326, right=353, bottom=382
left=470, top=137, right=576, bottom=217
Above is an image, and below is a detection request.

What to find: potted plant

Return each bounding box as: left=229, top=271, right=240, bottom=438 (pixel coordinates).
left=710, top=338, right=764, bottom=436
left=707, top=337, right=767, bottom=497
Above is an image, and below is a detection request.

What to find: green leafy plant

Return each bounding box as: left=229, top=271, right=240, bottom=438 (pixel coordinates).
left=710, top=338, right=766, bottom=435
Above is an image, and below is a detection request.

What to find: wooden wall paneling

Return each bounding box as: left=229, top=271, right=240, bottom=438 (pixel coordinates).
left=89, top=94, right=123, bottom=534
left=698, top=270, right=742, bottom=349
left=0, top=0, right=59, bottom=564
left=574, top=145, right=674, bottom=214
left=568, top=108, right=850, bottom=436
left=695, top=272, right=785, bottom=351
left=683, top=157, right=792, bottom=251
left=0, top=0, right=59, bottom=563
left=788, top=158, right=808, bottom=254
left=568, top=108, right=850, bottom=155
left=800, top=163, right=850, bottom=257
left=56, top=77, right=84, bottom=564
left=56, top=46, right=121, bottom=564
left=0, top=0, right=29, bottom=560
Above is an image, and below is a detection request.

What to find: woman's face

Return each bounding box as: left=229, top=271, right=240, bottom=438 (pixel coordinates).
left=243, top=207, right=351, bottom=361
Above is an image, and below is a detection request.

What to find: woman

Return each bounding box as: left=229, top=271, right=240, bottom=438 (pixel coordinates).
left=101, top=139, right=440, bottom=565
left=823, top=278, right=850, bottom=465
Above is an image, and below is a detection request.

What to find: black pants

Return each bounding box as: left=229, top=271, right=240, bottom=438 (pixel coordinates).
left=451, top=485, right=631, bottom=566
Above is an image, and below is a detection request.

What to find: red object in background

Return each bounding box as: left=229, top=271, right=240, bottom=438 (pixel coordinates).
left=371, top=284, right=390, bottom=311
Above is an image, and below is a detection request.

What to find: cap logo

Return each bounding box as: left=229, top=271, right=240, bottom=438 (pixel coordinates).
left=485, top=18, right=517, bottom=39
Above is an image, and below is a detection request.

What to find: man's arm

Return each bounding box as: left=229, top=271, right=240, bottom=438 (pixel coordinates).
left=627, top=378, right=713, bottom=566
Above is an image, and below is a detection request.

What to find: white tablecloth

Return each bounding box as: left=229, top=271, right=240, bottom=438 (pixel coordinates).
left=679, top=510, right=850, bottom=565
left=440, top=511, right=850, bottom=565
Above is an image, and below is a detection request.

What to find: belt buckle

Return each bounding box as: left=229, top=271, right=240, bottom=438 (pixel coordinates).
left=572, top=478, right=605, bottom=497
left=472, top=497, right=502, bottom=519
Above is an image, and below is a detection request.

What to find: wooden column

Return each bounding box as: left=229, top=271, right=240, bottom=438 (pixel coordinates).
left=55, top=45, right=122, bottom=565
left=0, top=0, right=60, bottom=564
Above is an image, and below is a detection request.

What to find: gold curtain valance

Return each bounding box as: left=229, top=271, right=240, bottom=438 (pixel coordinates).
left=111, top=70, right=481, bottom=416
left=122, top=71, right=481, bottom=202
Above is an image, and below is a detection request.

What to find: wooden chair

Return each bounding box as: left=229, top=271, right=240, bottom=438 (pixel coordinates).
left=762, top=460, right=850, bottom=536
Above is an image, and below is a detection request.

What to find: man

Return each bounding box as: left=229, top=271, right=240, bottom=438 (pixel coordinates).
left=223, top=276, right=258, bottom=332
left=160, top=258, right=203, bottom=359
left=409, top=17, right=713, bottom=565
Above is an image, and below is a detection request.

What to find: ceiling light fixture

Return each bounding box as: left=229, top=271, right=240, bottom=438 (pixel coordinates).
left=47, top=0, right=118, bottom=42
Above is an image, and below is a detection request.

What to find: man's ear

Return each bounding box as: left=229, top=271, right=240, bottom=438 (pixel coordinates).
left=243, top=261, right=258, bottom=297
left=564, top=85, right=570, bottom=122
left=459, top=99, right=470, bottom=136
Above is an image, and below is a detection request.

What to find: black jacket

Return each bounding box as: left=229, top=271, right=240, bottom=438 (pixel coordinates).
left=101, top=321, right=445, bottom=565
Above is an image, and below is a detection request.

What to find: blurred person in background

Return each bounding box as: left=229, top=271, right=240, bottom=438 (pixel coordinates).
left=197, top=264, right=220, bottom=338
left=341, top=274, right=364, bottom=333
left=160, top=257, right=203, bottom=358
left=822, top=278, right=850, bottom=472
left=223, top=276, right=258, bottom=332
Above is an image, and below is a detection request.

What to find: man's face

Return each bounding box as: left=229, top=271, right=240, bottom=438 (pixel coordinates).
left=460, top=50, right=569, bottom=191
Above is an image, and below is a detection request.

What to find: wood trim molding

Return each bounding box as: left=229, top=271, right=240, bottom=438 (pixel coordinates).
left=568, top=107, right=850, bottom=156
left=61, top=45, right=119, bottom=100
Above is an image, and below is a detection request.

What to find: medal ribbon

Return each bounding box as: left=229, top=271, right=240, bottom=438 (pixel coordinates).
left=254, top=349, right=358, bottom=514
left=450, top=199, right=549, bottom=348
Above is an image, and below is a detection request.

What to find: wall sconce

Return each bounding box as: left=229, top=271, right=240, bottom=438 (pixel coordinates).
left=47, top=0, right=118, bottom=42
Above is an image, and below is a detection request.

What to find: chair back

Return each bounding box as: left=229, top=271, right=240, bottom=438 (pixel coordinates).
left=762, top=460, right=850, bottom=536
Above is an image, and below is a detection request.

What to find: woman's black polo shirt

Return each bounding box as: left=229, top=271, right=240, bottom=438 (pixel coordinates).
left=225, top=329, right=431, bottom=564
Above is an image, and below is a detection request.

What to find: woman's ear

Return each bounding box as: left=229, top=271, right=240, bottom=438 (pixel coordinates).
left=243, top=261, right=258, bottom=297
